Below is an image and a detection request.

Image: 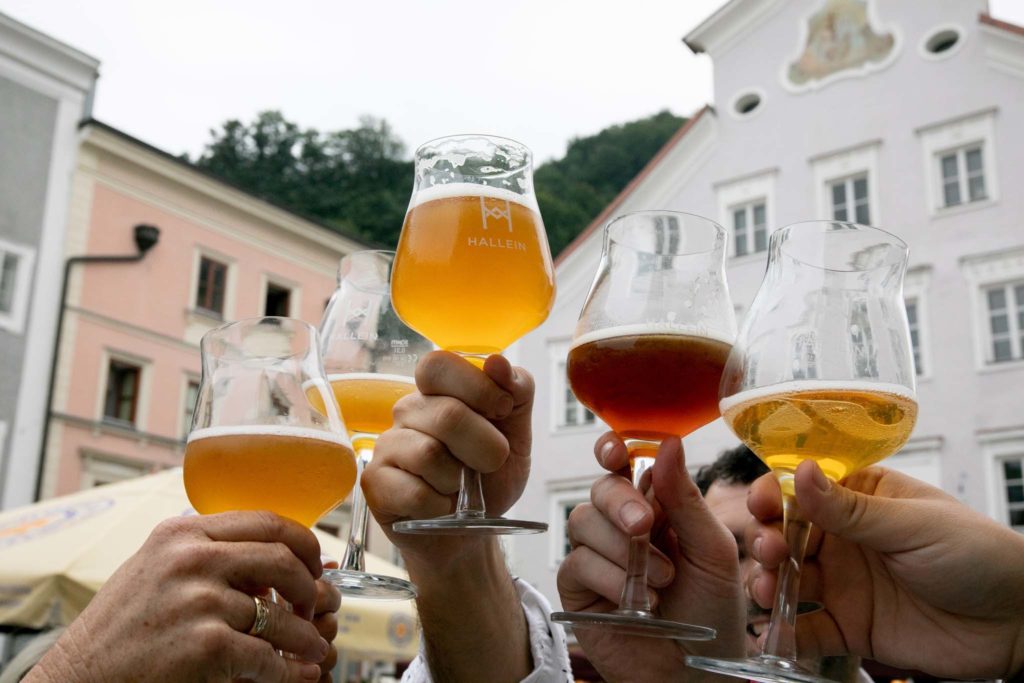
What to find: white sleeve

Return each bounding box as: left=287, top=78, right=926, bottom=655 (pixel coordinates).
left=401, top=578, right=573, bottom=683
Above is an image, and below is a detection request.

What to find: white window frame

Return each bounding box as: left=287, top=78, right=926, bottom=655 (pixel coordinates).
left=80, top=451, right=148, bottom=488
left=714, top=169, right=777, bottom=261
left=938, top=145, right=988, bottom=209
left=828, top=174, right=871, bottom=224
left=980, top=428, right=1024, bottom=529
left=179, top=374, right=201, bottom=439
left=903, top=266, right=933, bottom=381
left=0, top=238, right=37, bottom=335
left=548, top=481, right=592, bottom=567
left=548, top=339, right=598, bottom=434
left=917, top=108, right=999, bottom=216
left=259, top=272, right=302, bottom=319
left=729, top=200, right=769, bottom=258
left=95, top=349, right=152, bottom=431
left=888, top=435, right=944, bottom=490
left=810, top=140, right=881, bottom=225
left=961, top=247, right=1024, bottom=372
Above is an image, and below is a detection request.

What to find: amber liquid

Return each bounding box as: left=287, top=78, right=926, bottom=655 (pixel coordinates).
left=184, top=427, right=357, bottom=527
left=392, top=188, right=556, bottom=356
left=721, top=382, right=917, bottom=485
left=328, top=373, right=415, bottom=450
left=568, top=331, right=732, bottom=442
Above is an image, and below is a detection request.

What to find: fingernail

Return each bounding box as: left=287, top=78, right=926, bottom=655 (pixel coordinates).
left=649, top=554, right=673, bottom=584
left=495, top=394, right=514, bottom=418
left=811, top=463, right=831, bottom=492
left=752, top=537, right=763, bottom=561
left=301, top=663, right=321, bottom=680
left=619, top=501, right=647, bottom=531
left=599, top=440, right=614, bottom=466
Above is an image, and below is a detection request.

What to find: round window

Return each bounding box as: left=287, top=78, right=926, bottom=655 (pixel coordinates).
left=924, top=28, right=960, bottom=55
left=734, top=92, right=762, bottom=116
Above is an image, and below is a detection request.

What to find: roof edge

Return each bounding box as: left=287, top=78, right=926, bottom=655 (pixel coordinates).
left=554, top=105, right=712, bottom=267
left=979, top=13, right=1024, bottom=38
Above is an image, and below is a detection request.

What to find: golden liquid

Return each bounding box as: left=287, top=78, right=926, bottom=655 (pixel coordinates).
left=328, top=374, right=415, bottom=450
left=722, top=383, right=917, bottom=489
left=184, top=427, right=357, bottom=527
left=392, top=190, right=556, bottom=356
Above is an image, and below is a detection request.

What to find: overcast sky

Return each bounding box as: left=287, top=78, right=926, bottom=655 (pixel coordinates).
left=2, top=1, right=1022, bottom=164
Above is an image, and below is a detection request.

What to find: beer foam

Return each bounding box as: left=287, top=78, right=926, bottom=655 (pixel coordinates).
left=569, top=324, right=734, bottom=351
left=719, top=379, right=917, bottom=414
left=187, top=425, right=352, bottom=448
left=327, top=373, right=416, bottom=385
left=408, top=183, right=540, bottom=212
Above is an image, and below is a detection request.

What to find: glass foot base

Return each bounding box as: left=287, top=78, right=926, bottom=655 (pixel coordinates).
left=686, top=655, right=834, bottom=683
left=392, top=514, right=547, bottom=536
left=551, top=610, right=716, bottom=641
left=322, top=569, right=417, bottom=600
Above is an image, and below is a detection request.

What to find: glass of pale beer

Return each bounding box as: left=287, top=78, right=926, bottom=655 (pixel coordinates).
left=687, top=222, right=917, bottom=683
left=315, top=250, right=433, bottom=598
left=184, top=317, right=356, bottom=532
left=550, top=211, right=736, bottom=640
left=390, top=134, right=556, bottom=535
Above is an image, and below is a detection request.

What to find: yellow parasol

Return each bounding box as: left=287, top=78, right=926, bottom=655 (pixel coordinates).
left=0, top=468, right=418, bottom=660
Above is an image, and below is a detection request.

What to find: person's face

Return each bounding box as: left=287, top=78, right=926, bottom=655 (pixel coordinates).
left=704, top=479, right=767, bottom=653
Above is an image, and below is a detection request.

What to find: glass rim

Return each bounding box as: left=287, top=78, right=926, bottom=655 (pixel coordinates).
left=774, top=220, right=908, bottom=273
left=337, top=249, right=395, bottom=294
left=605, top=210, right=727, bottom=256
left=201, top=316, right=317, bottom=353
left=414, top=133, right=533, bottom=178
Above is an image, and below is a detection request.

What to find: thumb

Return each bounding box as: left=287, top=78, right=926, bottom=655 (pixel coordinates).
left=794, top=460, right=914, bottom=553
left=652, top=438, right=733, bottom=557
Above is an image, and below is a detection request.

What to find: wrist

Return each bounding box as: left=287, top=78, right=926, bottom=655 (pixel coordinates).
left=405, top=537, right=507, bottom=599
left=25, top=623, right=106, bottom=683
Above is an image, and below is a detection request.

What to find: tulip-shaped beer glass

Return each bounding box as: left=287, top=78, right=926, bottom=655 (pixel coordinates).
left=687, top=222, right=918, bottom=682
left=551, top=211, right=736, bottom=639
left=184, top=317, right=357, bottom=530
left=318, top=250, right=433, bottom=598
left=390, top=134, right=556, bottom=535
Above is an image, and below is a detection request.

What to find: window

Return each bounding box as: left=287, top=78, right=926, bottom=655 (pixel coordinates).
left=829, top=175, right=870, bottom=224
left=104, top=361, right=141, bottom=426
left=984, top=283, right=1024, bottom=364
left=939, top=146, right=986, bottom=208
left=732, top=201, right=767, bottom=257
left=80, top=453, right=147, bottom=488
left=917, top=108, right=998, bottom=214
left=556, top=360, right=595, bottom=429
left=906, top=299, right=923, bottom=375
left=196, top=256, right=227, bottom=316
left=1001, top=457, right=1024, bottom=531
left=0, top=239, right=36, bottom=334
left=182, top=379, right=200, bottom=437
left=264, top=283, right=291, bottom=317
left=549, top=487, right=590, bottom=564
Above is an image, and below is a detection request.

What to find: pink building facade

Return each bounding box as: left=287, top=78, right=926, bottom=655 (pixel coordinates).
left=38, top=121, right=368, bottom=498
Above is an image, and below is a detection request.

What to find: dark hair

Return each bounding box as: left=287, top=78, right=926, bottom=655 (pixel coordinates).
left=695, top=444, right=769, bottom=496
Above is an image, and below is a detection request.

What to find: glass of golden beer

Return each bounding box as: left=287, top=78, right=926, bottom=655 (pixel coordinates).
left=390, top=134, right=555, bottom=535
left=316, top=250, right=433, bottom=598
left=184, top=317, right=357, bottom=533
left=687, top=222, right=917, bottom=683
left=550, top=211, right=736, bottom=640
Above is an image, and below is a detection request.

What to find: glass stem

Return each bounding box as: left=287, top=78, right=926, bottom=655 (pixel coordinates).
left=617, top=443, right=658, bottom=615
left=761, top=490, right=812, bottom=661
left=455, top=467, right=486, bottom=519
left=341, top=444, right=375, bottom=573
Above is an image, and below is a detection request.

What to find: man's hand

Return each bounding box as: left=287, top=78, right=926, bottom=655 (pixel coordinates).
left=28, top=512, right=330, bottom=683
left=362, top=351, right=536, bottom=683
left=557, top=435, right=746, bottom=681
left=747, top=461, right=1024, bottom=679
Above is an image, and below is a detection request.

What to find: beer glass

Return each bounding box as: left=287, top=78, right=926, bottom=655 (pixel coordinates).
left=687, top=222, right=917, bottom=683
left=184, top=316, right=357, bottom=530
left=551, top=211, right=736, bottom=639
left=390, top=134, right=556, bottom=535
left=317, top=250, right=432, bottom=598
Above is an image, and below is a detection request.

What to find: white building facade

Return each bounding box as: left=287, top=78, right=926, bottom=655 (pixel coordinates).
left=509, top=0, right=1024, bottom=607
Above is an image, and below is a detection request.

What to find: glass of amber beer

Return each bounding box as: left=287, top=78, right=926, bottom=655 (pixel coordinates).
left=550, top=211, right=736, bottom=640
left=687, top=222, right=917, bottom=683
left=316, top=250, right=433, bottom=598
left=184, top=317, right=357, bottom=534
left=390, top=134, right=556, bottom=535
